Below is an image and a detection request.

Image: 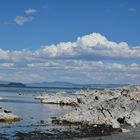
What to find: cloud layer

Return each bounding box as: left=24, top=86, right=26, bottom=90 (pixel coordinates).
left=0, top=33, right=140, bottom=83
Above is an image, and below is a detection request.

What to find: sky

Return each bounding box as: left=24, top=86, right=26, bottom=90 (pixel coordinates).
left=0, top=0, right=140, bottom=84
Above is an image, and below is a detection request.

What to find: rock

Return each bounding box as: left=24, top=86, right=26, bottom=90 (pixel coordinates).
left=129, top=91, right=140, bottom=101
left=14, top=125, right=121, bottom=139
left=55, top=91, right=67, bottom=96
left=35, top=91, right=67, bottom=100
left=51, top=86, right=140, bottom=130
left=36, top=86, right=140, bottom=130
left=40, top=120, right=45, bottom=124
left=50, top=117, right=57, bottom=120
left=121, top=128, right=130, bottom=133
left=74, top=90, right=90, bottom=95
left=35, top=94, right=50, bottom=100
left=4, top=110, right=12, bottom=113
left=37, top=92, right=78, bottom=106
left=0, top=111, right=21, bottom=123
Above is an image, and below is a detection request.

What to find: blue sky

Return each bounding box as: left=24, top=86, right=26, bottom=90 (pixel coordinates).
left=0, top=0, right=140, bottom=84
left=0, top=0, right=140, bottom=50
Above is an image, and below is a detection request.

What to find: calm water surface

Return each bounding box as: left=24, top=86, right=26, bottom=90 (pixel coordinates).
left=0, top=87, right=140, bottom=140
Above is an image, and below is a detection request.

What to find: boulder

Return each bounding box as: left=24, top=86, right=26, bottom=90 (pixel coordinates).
left=0, top=111, right=21, bottom=123
left=52, top=87, right=140, bottom=129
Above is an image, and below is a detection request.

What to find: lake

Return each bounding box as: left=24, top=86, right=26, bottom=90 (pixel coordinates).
left=0, top=87, right=140, bottom=140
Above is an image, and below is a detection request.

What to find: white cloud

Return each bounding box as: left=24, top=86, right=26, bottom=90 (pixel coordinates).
left=0, top=49, right=9, bottom=60
left=0, top=32, right=140, bottom=83
left=26, top=59, right=140, bottom=83
left=25, top=9, right=37, bottom=14
left=14, top=16, right=34, bottom=25
left=1, top=33, right=140, bottom=60
left=0, top=63, right=14, bottom=68
left=27, top=61, right=60, bottom=68
left=2, top=59, right=139, bottom=83
left=32, top=33, right=140, bottom=59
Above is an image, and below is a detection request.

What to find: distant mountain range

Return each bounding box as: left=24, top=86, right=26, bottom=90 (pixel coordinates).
left=0, top=80, right=129, bottom=88
left=27, top=81, right=81, bottom=88
left=27, top=81, right=128, bottom=89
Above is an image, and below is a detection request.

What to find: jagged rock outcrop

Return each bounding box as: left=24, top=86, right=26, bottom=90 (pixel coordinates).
left=36, top=85, right=140, bottom=129
left=60, top=94, right=140, bottom=128
left=52, top=86, right=140, bottom=129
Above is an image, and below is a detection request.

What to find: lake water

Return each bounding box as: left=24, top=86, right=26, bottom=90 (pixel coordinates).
left=0, top=87, right=140, bottom=140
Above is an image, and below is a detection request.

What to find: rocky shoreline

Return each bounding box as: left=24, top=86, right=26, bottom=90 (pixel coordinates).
left=0, top=111, right=21, bottom=123
left=0, top=98, right=21, bottom=123
left=1, top=85, right=140, bottom=139
left=14, top=125, right=121, bottom=140
left=36, top=85, right=140, bottom=131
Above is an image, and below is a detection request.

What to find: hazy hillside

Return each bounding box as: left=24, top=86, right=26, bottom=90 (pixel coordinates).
left=27, top=81, right=128, bottom=88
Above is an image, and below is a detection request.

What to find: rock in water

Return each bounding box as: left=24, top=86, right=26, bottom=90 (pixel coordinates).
left=52, top=86, right=140, bottom=129
left=36, top=86, right=140, bottom=129
left=36, top=91, right=78, bottom=106
left=0, top=111, right=21, bottom=123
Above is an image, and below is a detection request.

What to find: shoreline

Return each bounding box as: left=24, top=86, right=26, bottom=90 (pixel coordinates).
left=0, top=85, right=140, bottom=139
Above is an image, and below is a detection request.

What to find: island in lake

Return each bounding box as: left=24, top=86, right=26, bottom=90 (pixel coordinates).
left=0, top=82, right=26, bottom=87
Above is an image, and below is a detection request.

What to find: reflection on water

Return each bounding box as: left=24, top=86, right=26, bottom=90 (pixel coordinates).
left=0, top=87, right=140, bottom=139
left=0, top=87, right=73, bottom=139
left=0, top=99, right=38, bottom=104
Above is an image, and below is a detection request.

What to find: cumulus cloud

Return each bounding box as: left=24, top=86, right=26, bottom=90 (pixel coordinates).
left=0, top=32, right=140, bottom=83
left=0, top=49, right=9, bottom=60
left=1, top=33, right=140, bottom=60
left=25, top=9, right=37, bottom=14
left=32, top=33, right=140, bottom=59
left=14, top=16, right=34, bottom=25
